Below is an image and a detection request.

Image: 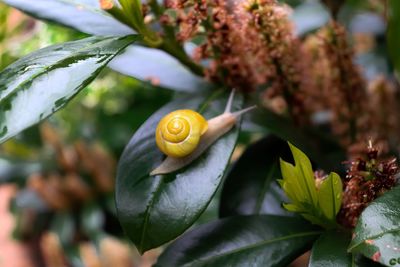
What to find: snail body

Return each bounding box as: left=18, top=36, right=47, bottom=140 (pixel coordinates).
left=150, top=90, right=255, bottom=176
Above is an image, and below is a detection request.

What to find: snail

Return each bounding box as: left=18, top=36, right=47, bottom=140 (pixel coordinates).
left=150, top=90, right=256, bottom=175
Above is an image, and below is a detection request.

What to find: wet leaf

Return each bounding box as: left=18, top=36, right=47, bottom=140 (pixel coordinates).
left=0, top=35, right=139, bottom=144
left=155, top=215, right=321, bottom=267
left=2, top=0, right=133, bottom=35
left=349, top=186, right=400, bottom=266
left=116, top=92, right=243, bottom=253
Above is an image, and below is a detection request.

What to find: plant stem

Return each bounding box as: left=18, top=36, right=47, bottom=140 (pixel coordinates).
left=147, top=0, right=204, bottom=76
left=0, top=5, right=9, bottom=70
left=106, top=0, right=204, bottom=76
left=160, top=41, right=204, bottom=76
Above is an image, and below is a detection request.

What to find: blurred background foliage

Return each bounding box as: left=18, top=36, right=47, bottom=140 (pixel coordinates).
left=0, top=0, right=397, bottom=266
left=0, top=2, right=172, bottom=266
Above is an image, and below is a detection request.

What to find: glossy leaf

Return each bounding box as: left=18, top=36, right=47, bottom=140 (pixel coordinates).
left=0, top=35, right=139, bottom=144
left=116, top=92, right=243, bottom=253
left=309, top=231, right=352, bottom=267
left=310, top=230, right=381, bottom=267
left=349, top=186, right=400, bottom=266
left=388, top=0, right=400, bottom=80
left=109, top=45, right=212, bottom=92
left=219, top=135, right=293, bottom=217
left=2, top=0, right=210, bottom=91
left=155, top=215, right=321, bottom=267
left=317, top=172, right=342, bottom=221
left=2, top=0, right=133, bottom=36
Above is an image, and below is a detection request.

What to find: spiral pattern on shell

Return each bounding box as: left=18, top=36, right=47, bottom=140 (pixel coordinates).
left=155, top=110, right=208, bottom=158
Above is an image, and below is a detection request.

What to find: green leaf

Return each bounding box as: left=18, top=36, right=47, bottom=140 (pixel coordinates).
left=388, top=0, right=400, bottom=80
left=0, top=35, right=139, bottom=144
left=116, top=92, right=243, bottom=253
left=219, top=135, right=293, bottom=217
left=288, top=142, right=318, bottom=206
left=280, top=159, right=305, bottom=204
left=2, top=0, right=133, bottom=36
left=118, top=0, right=145, bottom=30
left=310, top=230, right=382, bottom=267
left=279, top=143, right=342, bottom=229
left=279, top=143, right=317, bottom=209
left=310, top=231, right=352, bottom=267
left=348, top=186, right=400, bottom=266
left=2, top=0, right=210, bottom=91
left=155, top=215, right=321, bottom=267
left=317, top=172, right=342, bottom=221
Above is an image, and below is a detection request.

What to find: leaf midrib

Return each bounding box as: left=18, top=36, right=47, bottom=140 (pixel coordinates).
left=138, top=127, right=242, bottom=252
left=298, top=163, right=317, bottom=207
left=329, top=175, right=336, bottom=219
left=184, top=230, right=322, bottom=266
left=139, top=176, right=164, bottom=253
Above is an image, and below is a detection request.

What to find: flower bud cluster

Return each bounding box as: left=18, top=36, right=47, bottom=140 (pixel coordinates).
left=338, top=142, right=399, bottom=228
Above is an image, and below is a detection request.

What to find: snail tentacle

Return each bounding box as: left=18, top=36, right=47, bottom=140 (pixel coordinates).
left=232, top=105, right=257, bottom=117
left=224, top=88, right=236, bottom=114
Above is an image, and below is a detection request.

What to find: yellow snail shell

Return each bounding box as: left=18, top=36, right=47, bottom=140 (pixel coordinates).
left=150, top=90, right=256, bottom=176
left=155, top=109, right=208, bottom=158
